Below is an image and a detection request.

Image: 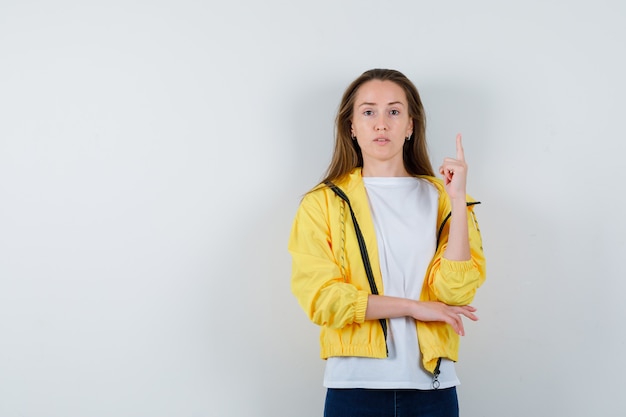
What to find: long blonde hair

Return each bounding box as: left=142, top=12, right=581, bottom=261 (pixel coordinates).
left=321, top=69, right=434, bottom=185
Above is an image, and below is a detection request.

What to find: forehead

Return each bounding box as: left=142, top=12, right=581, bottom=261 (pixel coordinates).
left=354, top=80, right=408, bottom=105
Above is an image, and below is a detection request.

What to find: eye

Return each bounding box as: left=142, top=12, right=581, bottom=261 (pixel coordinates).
left=363, top=110, right=374, bottom=116
left=389, top=109, right=400, bottom=116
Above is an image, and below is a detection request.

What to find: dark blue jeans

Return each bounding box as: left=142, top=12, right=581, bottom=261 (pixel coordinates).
left=324, top=387, right=459, bottom=417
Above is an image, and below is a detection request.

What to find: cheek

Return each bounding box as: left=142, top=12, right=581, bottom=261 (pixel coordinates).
left=405, top=120, right=413, bottom=132
left=352, top=121, right=365, bottom=134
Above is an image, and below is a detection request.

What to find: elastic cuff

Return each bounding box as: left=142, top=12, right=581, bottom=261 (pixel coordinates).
left=440, top=257, right=474, bottom=272
left=353, top=290, right=369, bottom=324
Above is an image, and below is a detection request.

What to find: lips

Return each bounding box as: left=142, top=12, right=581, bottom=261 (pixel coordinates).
left=374, top=137, right=390, bottom=143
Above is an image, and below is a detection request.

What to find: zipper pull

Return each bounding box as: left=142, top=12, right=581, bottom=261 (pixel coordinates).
left=432, top=358, right=442, bottom=389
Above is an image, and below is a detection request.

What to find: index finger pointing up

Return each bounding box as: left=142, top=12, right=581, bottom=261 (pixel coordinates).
left=456, top=133, right=465, bottom=161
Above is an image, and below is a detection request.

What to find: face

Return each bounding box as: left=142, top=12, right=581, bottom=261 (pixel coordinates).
left=351, top=80, right=413, bottom=173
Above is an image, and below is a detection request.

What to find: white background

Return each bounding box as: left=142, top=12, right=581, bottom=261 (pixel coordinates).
left=1, top=1, right=625, bottom=416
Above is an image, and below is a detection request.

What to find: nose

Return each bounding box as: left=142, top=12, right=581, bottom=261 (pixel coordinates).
left=375, top=114, right=387, bottom=131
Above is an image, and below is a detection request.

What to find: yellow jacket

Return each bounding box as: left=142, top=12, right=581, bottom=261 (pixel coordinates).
left=289, top=169, right=486, bottom=374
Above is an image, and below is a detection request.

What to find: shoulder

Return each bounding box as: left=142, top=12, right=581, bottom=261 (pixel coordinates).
left=304, top=169, right=363, bottom=200
left=299, top=185, right=330, bottom=212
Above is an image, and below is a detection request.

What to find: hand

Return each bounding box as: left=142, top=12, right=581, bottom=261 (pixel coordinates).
left=411, top=301, right=478, bottom=336
left=438, top=134, right=468, bottom=201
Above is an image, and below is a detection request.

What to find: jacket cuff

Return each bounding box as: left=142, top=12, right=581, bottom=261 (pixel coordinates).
left=353, top=290, right=369, bottom=324
left=440, top=257, right=474, bottom=272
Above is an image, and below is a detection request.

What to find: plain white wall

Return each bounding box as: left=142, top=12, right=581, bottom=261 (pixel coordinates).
left=1, top=1, right=625, bottom=416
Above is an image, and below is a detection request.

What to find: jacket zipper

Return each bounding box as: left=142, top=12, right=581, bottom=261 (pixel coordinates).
left=432, top=358, right=442, bottom=389
left=326, top=182, right=389, bottom=355
left=432, top=201, right=481, bottom=388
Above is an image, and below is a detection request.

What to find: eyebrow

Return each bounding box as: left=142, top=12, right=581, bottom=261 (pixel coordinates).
left=358, top=101, right=405, bottom=107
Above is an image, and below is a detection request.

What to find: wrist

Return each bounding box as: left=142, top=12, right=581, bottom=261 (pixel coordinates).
left=408, top=299, right=421, bottom=319
left=449, top=195, right=467, bottom=206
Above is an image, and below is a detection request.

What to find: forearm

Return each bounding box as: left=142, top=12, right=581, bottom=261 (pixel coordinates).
left=364, top=295, right=417, bottom=320
left=364, top=294, right=478, bottom=336
left=443, top=197, right=471, bottom=261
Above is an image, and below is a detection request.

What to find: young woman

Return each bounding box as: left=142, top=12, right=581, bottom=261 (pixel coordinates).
left=289, top=69, right=486, bottom=417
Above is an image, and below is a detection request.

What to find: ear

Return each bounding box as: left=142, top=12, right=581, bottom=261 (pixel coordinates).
left=407, top=119, right=414, bottom=136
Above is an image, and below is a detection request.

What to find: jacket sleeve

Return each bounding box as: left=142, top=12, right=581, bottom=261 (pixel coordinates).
left=428, top=202, right=486, bottom=306
left=288, top=193, right=369, bottom=329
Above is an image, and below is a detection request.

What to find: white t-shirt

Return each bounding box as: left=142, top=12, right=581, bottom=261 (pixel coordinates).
left=324, top=177, right=460, bottom=390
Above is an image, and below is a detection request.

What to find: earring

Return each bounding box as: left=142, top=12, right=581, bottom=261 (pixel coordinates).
left=351, top=135, right=357, bottom=141
left=405, top=135, right=411, bottom=141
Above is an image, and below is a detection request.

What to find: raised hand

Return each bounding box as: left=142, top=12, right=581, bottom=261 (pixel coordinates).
left=439, top=134, right=468, bottom=201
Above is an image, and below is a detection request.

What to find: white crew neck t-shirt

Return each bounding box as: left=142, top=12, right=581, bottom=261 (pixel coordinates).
left=324, top=176, right=460, bottom=390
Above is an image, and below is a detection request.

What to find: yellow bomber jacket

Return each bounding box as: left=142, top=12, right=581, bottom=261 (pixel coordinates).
left=288, top=168, right=486, bottom=374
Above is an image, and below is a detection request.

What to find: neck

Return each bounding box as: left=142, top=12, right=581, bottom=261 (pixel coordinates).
left=361, top=161, right=410, bottom=177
